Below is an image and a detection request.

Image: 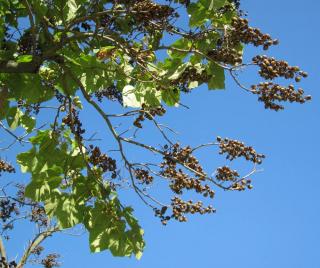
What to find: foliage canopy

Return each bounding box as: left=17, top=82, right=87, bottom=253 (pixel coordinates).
left=0, top=0, right=310, bottom=266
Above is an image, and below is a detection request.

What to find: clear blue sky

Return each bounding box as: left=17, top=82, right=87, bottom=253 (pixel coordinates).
left=3, top=1, right=320, bottom=267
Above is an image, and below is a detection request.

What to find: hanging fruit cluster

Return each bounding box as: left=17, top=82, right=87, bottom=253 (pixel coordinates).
left=88, top=145, right=117, bottom=178
left=133, top=104, right=166, bottom=128
left=62, top=108, right=86, bottom=140
left=217, top=136, right=265, bottom=163
left=0, top=199, right=19, bottom=223
left=94, top=86, right=123, bottom=105
left=152, top=144, right=216, bottom=224
left=31, top=206, right=49, bottom=227
left=154, top=196, right=215, bottom=225
left=229, top=18, right=279, bottom=50
left=0, top=160, right=15, bottom=175
left=252, top=55, right=308, bottom=81
left=134, top=168, right=154, bottom=185
left=251, top=82, right=311, bottom=111
left=131, top=0, right=177, bottom=23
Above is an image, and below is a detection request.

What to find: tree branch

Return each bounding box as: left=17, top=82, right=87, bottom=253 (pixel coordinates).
left=17, top=226, right=59, bottom=268
left=0, top=235, right=7, bottom=260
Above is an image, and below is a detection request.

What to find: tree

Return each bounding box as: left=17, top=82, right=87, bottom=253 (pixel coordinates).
left=0, top=0, right=311, bottom=266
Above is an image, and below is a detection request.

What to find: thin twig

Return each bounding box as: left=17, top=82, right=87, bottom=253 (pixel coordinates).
left=0, top=121, right=29, bottom=144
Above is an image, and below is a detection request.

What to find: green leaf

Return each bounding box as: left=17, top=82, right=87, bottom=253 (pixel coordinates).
left=0, top=19, right=4, bottom=47
left=22, top=162, right=63, bottom=201
left=20, top=114, right=36, bottom=133
left=45, top=192, right=85, bottom=228
left=29, top=130, right=51, bottom=144
left=162, top=87, right=180, bottom=106
left=54, top=0, right=80, bottom=23
left=17, top=148, right=37, bottom=173
left=168, top=38, right=192, bottom=60
left=32, top=0, right=49, bottom=18
left=142, top=87, right=161, bottom=107
left=6, top=106, right=22, bottom=130
left=25, top=176, right=62, bottom=201
left=187, top=2, right=207, bottom=27
left=56, top=72, right=78, bottom=95
left=72, top=174, right=108, bottom=201
left=16, top=55, right=33, bottom=63
left=80, top=70, right=105, bottom=94
left=86, top=200, right=145, bottom=258
left=207, top=63, right=225, bottom=90
left=6, top=74, right=54, bottom=103
left=168, top=62, right=190, bottom=81
left=0, top=50, right=13, bottom=61
left=188, top=0, right=228, bottom=27
left=5, top=107, right=35, bottom=132
left=25, top=179, right=52, bottom=201
left=190, top=54, right=203, bottom=65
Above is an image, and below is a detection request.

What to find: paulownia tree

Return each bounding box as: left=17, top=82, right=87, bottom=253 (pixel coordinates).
left=0, top=0, right=311, bottom=267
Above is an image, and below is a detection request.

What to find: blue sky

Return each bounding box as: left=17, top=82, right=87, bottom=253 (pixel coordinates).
left=2, top=0, right=320, bottom=267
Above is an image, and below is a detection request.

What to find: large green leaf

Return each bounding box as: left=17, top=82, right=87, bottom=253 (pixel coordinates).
left=187, top=2, right=207, bottom=27
left=16, top=147, right=37, bottom=173
left=16, top=55, right=33, bottom=63
left=53, top=0, right=81, bottom=23
left=56, top=72, right=79, bottom=95
left=25, top=175, right=62, bottom=201
left=86, top=199, right=145, bottom=259
left=6, top=74, right=54, bottom=103
left=5, top=107, right=35, bottom=132
left=188, top=0, right=228, bottom=27
left=168, top=62, right=190, bottom=81
left=162, top=87, right=180, bottom=106
left=45, top=192, right=85, bottom=228
left=207, top=63, right=225, bottom=90
left=20, top=114, right=36, bottom=133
